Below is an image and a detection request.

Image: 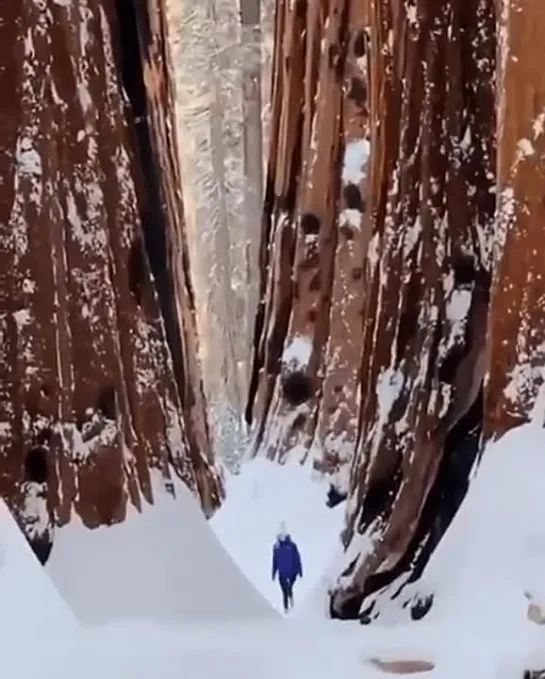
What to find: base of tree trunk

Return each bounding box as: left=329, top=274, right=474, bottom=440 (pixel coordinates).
left=524, top=671, right=545, bottom=679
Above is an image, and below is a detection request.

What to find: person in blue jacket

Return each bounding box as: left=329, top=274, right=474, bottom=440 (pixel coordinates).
left=272, top=522, right=303, bottom=613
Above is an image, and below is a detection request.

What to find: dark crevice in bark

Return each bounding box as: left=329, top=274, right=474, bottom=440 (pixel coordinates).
left=113, top=0, right=186, bottom=399
left=246, top=108, right=305, bottom=430
left=281, top=371, right=314, bottom=406
left=128, top=237, right=147, bottom=305
left=333, top=387, right=483, bottom=620
left=359, top=453, right=403, bottom=530
left=404, top=386, right=483, bottom=586
left=97, top=386, right=118, bottom=420
left=245, top=177, right=277, bottom=426
left=25, top=446, right=49, bottom=484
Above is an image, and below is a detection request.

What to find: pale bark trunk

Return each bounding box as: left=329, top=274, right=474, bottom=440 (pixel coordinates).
left=206, top=0, right=245, bottom=418
left=240, top=0, right=264, bottom=380
left=167, top=0, right=250, bottom=460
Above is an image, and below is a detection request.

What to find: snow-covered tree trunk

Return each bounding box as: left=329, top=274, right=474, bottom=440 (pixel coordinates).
left=260, top=0, right=276, bottom=154
left=240, top=0, right=264, bottom=365
left=329, top=0, right=496, bottom=620
left=0, top=0, right=223, bottom=563
left=167, top=0, right=256, bottom=467
left=486, top=0, right=545, bottom=438
left=245, top=0, right=370, bottom=492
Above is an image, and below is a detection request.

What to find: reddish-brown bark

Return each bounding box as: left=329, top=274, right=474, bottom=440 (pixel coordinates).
left=246, top=0, right=370, bottom=495
left=329, top=0, right=496, bottom=618
left=485, top=0, right=545, bottom=439
left=0, top=0, right=222, bottom=561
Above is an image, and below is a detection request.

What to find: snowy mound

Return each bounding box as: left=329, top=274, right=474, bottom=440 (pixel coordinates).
left=416, top=420, right=545, bottom=629
left=0, top=500, right=76, bottom=634
left=46, top=481, right=275, bottom=626
left=211, top=457, right=345, bottom=613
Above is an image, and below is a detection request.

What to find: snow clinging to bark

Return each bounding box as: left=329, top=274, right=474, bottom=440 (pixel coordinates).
left=341, top=139, right=370, bottom=185
left=282, top=335, right=312, bottom=371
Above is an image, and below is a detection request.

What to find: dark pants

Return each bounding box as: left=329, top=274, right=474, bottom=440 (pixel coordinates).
left=279, top=577, right=294, bottom=612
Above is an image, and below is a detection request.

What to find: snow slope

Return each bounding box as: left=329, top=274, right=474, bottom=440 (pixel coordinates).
left=0, top=498, right=77, bottom=635
left=413, top=418, right=545, bottom=627
left=46, top=480, right=275, bottom=626
left=211, top=457, right=345, bottom=613
left=7, top=424, right=545, bottom=679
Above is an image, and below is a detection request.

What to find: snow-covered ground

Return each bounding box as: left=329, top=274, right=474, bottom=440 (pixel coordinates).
left=46, top=479, right=274, bottom=625
left=5, top=424, right=545, bottom=678
left=211, top=457, right=345, bottom=614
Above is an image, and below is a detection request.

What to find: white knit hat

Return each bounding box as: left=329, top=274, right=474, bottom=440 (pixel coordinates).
left=277, top=521, right=288, bottom=539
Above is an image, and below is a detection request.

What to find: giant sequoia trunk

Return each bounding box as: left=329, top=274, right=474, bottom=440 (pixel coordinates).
left=246, top=0, right=371, bottom=495
left=329, top=0, right=545, bottom=621
left=248, top=0, right=500, bottom=620
left=330, top=0, right=496, bottom=619
left=485, top=0, right=545, bottom=439
left=0, top=0, right=223, bottom=563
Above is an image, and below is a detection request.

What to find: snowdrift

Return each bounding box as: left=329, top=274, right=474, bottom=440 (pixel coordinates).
left=46, top=481, right=275, bottom=626
left=211, top=457, right=345, bottom=613
left=0, top=498, right=76, bottom=632
left=414, top=420, right=545, bottom=628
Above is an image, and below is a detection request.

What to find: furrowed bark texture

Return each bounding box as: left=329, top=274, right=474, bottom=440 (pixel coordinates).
left=0, top=0, right=222, bottom=562
left=329, top=0, right=496, bottom=619
left=485, top=0, right=545, bottom=438
left=246, top=0, right=370, bottom=494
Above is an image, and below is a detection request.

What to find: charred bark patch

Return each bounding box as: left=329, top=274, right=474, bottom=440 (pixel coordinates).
left=281, top=371, right=314, bottom=406
left=343, top=183, right=364, bottom=210
left=353, top=30, right=366, bottom=58
left=300, top=212, right=321, bottom=234
left=452, top=253, right=476, bottom=286
left=24, top=445, right=49, bottom=484
left=97, top=386, right=117, bottom=420
left=128, top=237, right=146, bottom=305
left=347, top=77, right=367, bottom=107
left=294, top=0, right=308, bottom=20
left=438, top=345, right=467, bottom=384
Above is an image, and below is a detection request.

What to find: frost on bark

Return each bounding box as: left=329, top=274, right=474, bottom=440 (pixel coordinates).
left=329, top=0, right=496, bottom=619
left=168, top=0, right=252, bottom=467
left=485, top=0, right=545, bottom=439
left=0, top=0, right=223, bottom=563
left=246, top=0, right=371, bottom=494
left=241, top=0, right=264, bottom=355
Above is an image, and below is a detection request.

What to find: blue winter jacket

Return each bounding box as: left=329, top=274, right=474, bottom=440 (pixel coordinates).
left=272, top=535, right=303, bottom=583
